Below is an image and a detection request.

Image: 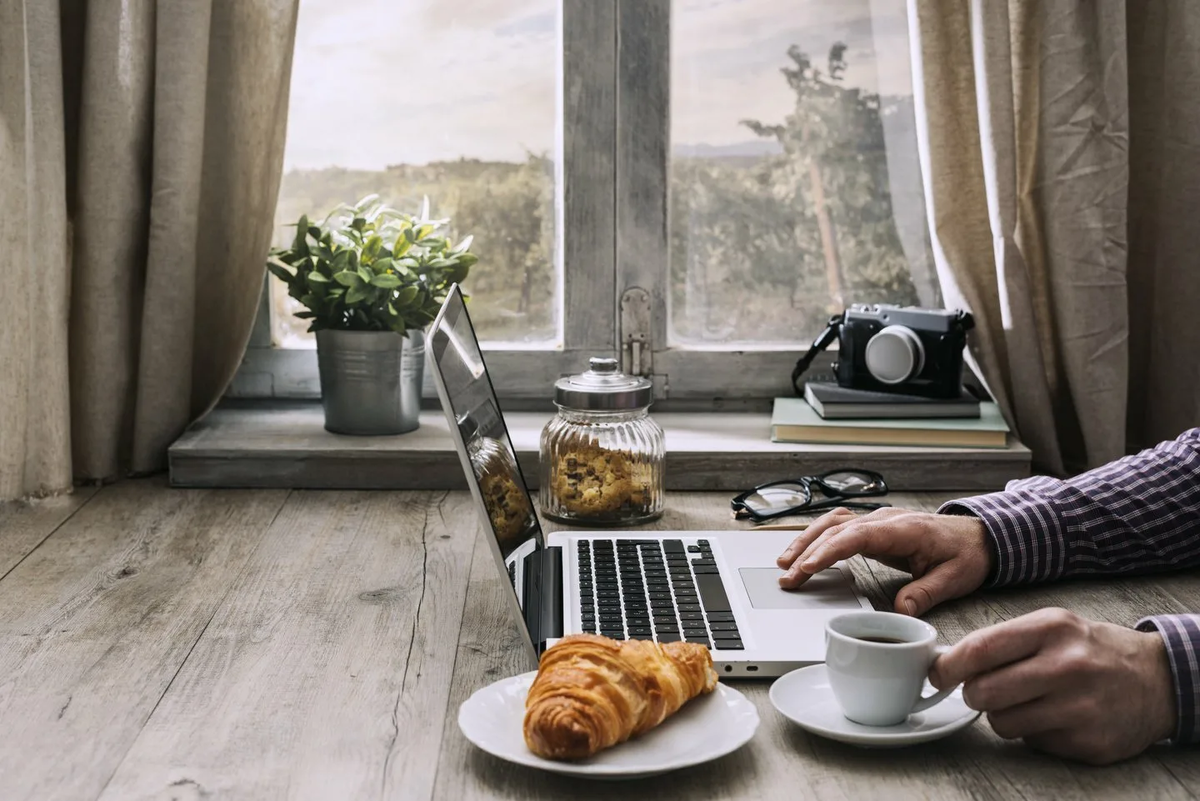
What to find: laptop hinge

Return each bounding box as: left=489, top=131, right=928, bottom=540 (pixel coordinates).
left=540, top=546, right=564, bottom=649
left=525, top=546, right=564, bottom=654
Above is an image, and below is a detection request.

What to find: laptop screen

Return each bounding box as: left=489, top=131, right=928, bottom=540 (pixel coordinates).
left=429, top=286, right=545, bottom=626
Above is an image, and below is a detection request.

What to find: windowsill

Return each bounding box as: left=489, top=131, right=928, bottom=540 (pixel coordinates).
left=169, top=400, right=1031, bottom=491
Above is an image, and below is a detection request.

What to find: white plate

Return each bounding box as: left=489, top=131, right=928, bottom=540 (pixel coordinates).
left=458, top=671, right=759, bottom=779
left=770, top=663, right=980, bottom=748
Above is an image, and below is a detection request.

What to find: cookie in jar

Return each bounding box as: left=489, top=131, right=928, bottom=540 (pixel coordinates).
left=539, top=357, right=664, bottom=525
left=461, top=414, right=538, bottom=556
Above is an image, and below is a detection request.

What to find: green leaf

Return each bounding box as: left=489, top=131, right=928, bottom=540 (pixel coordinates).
left=403, top=227, right=416, bottom=244
left=396, top=286, right=420, bottom=307
left=364, top=234, right=383, bottom=259
left=451, top=235, right=474, bottom=254
left=456, top=252, right=478, bottom=269
left=333, top=271, right=360, bottom=287
left=372, top=257, right=393, bottom=274
left=370, top=273, right=402, bottom=288
left=416, top=224, right=434, bottom=241
left=354, top=193, right=381, bottom=213
left=356, top=265, right=373, bottom=284
left=331, top=249, right=351, bottom=272
left=306, top=271, right=330, bottom=284
left=291, top=215, right=310, bottom=254
left=445, top=263, right=470, bottom=284
left=346, top=285, right=369, bottom=304
left=266, top=261, right=294, bottom=284
left=388, top=303, right=399, bottom=316
left=393, top=238, right=412, bottom=257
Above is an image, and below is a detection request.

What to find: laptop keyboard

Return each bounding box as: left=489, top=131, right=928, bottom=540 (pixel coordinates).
left=576, top=539, right=743, bottom=651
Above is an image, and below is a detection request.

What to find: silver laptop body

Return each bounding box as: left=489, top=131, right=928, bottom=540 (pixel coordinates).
left=429, top=285, right=871, bottom=678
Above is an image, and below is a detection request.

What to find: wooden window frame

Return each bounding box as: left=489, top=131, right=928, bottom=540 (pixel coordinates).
left=227, top=0, right=822, bottom=404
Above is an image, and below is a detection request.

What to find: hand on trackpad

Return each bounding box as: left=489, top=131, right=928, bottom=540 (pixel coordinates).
left=739, top=567, right=862, bottom=610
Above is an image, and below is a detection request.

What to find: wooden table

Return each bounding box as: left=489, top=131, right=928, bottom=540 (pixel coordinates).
left=2, top=480, right=1199, bottom=800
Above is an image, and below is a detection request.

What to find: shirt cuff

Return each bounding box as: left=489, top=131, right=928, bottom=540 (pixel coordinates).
left=1136, top=615, right=1200, bottom=745
left=938, top=479, right=1069, bottom=587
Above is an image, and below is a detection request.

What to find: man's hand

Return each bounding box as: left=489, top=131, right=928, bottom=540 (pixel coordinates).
left=930, top=608, right=1177, bottom=764
left=775, top=507, right=993, bottom=617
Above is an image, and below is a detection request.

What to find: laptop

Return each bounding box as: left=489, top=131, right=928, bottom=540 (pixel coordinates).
left=429, top=285, right=872, bottom=678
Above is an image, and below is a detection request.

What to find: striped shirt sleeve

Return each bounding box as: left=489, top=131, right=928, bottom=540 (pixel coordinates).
left=938, top=428, right=1200, bottom=745
left=1137, top=615, right=1200, bottom=744
left=939, top=428, right=1200, bottom=585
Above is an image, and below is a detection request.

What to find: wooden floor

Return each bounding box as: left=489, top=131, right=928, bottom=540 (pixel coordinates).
left=4, top=480, right=1200, bottom=800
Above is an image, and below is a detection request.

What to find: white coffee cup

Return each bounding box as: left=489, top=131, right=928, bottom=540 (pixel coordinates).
left=825, top=611, right=956, bottom=726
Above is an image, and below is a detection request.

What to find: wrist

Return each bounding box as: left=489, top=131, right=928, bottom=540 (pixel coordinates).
left=939, top=512, right=993, bottom=591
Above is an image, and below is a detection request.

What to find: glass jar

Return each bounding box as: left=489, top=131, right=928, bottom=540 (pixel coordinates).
left=539, top=357, right=665, bottom=525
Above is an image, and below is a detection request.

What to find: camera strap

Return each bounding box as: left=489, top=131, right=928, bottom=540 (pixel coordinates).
left=791, top=314, right=842, bottom=395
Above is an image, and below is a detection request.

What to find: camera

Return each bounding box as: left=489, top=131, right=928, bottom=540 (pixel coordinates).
left=792, top=304, right=975, bottom=399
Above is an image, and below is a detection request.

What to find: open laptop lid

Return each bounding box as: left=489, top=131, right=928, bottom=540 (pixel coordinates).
left=428, top=285, right=561, bottom=662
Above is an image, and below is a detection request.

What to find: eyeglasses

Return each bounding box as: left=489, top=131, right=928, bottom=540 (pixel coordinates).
left=730, top=469, right=890, bottom=522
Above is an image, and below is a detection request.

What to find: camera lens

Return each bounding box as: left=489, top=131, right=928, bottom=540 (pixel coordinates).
left=865, top=325, right=925, bottom=385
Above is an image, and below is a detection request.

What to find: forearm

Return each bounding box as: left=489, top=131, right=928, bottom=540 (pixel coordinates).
left=940, top=428, right=1200, bottom=585
left=1137, top=615, right=1200, bottom=744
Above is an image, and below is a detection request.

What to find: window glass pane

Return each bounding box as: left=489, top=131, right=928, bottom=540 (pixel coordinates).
left=669, top=0, right=939, bottom=346
left=272, top=0, right=560, bottom=348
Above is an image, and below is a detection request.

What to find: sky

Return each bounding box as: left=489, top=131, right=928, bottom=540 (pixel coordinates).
left=281, top=0, right=916, bottom=171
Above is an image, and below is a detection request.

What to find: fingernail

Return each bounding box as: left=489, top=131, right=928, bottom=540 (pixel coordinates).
left=902, top=598, right=917, bottom=616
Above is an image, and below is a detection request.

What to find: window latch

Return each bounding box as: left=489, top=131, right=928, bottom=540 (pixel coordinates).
left=620, top=287, right=652, bottom=377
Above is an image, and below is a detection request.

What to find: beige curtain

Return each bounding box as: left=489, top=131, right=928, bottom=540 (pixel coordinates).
left=910, top=0, right=1133, bottom=474
left=0, top=0, right=298, bottom=500
left=1126, top=2, right=1200, bottom=450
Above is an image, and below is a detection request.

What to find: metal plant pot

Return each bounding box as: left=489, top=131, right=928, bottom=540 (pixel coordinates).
left=315, top=329, right=425, bottom=435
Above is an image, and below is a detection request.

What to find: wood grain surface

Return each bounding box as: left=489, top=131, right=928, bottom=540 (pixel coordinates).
left=2, top=481, right=1198, bottom=800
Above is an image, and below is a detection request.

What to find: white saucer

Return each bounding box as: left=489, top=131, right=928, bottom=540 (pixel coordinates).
left=770, top=663, right=980, bottom=748
left=459, top=671, right=759, bottom=779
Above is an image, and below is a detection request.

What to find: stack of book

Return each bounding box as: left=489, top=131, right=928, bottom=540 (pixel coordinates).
left=771, top=382, right=1009, bottom=448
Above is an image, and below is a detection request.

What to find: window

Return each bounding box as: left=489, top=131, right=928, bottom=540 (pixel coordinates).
left=669, top=0, right=938, bottom=347
left=271, top=0, right=561, bottom=348
left=234, top=0, right=937, bottom=404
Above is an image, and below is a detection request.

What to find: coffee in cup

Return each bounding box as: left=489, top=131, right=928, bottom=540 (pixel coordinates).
left=824, top=611, right=956, bottom=726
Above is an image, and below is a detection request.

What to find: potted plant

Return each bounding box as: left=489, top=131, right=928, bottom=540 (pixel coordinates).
left=267, top=194, right=477, bottom=435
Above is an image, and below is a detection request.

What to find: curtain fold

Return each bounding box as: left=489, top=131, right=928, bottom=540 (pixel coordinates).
left=910, top=0, right=1132, bottom=473
left=0, top=0, right=73, bottom=500
left=0, top=0, right=298, bottom=500
left=1126, top=1, right=1200, bottom=449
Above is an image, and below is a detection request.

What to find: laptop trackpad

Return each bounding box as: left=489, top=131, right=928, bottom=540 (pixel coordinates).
left=739, top=568, right=863, bottom=610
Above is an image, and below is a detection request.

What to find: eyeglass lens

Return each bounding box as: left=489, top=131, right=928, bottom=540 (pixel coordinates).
left=741, top=482, right=811, bottom=514
left=820, top=470, right=885, bottom=496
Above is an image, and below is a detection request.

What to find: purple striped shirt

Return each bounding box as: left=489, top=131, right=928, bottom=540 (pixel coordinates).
left=939, top=428, right=1200, bottom=744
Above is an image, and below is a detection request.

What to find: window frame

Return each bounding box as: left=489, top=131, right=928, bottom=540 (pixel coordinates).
left=614, top=0, right=822, bottom=402
left=228, top=0, right=828, bottom=404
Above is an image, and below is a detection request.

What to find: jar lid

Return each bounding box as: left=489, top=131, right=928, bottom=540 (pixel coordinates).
left=554, top=357, right=653, bottom=411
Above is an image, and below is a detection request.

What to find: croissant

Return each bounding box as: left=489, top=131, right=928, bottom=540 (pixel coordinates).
left=523, top=634, right=719, bottom=760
